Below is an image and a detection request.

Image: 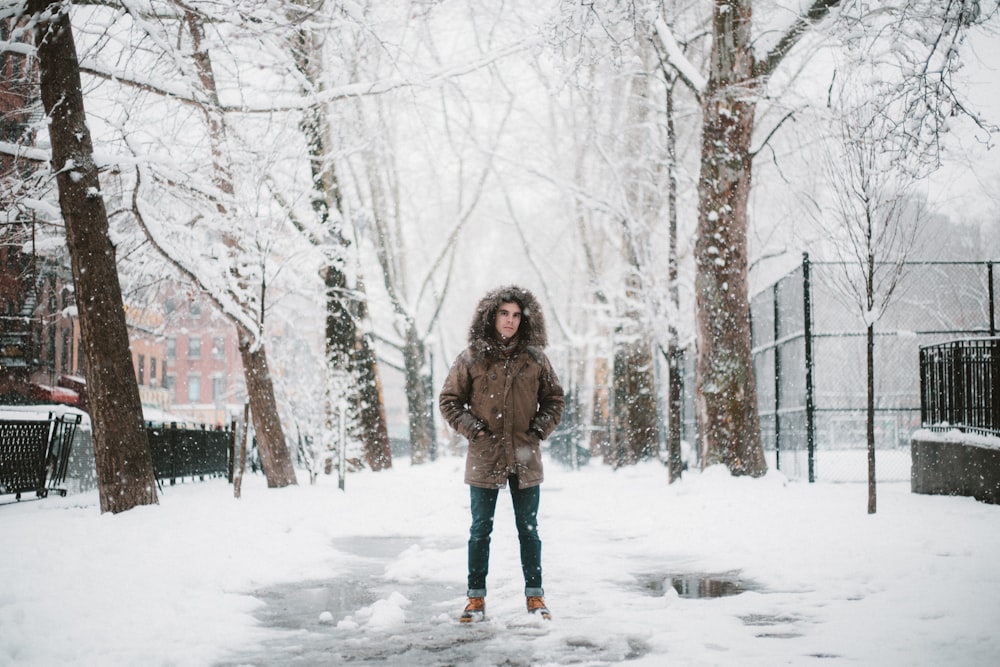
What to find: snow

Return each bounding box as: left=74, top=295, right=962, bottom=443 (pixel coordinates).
left=653, top=19, right=707, bottom=94
left=914, top=428, right=1000, bottom=451
left=2, top=456, right=998, bottom=666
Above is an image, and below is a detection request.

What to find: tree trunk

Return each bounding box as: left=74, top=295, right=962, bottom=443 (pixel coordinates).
left=610, top=268, right=658, bottom=466
left=864, top=243, right=876, bottom=514
left=30, top=0, right=158, bottom=513
left=403, top=323, right=433, bottom=464
left=667, top=344, right=685, bottom=480
left=665, top=75, right=684, bottom=483
left=610, top=336, right=658, bottom=467
left=315, top=168, right=393, bottom=471
left=694, top=0, right=766, bottom=477
left=867, top=326, right=876, bottom=514
left=239, top=336, right=297, bottom=486
left=234, top=402, right=249, bottom=499
left=590, top=356, right=611, bottom=459
left=354, top=327, right=393, bottom=469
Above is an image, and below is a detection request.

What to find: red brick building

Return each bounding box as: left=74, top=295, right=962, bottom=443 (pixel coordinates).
left=161, top=295, right=246, bottom=426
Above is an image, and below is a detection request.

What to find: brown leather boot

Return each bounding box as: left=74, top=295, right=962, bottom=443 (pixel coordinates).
left=459, top=596, right=486, bottom=623
left=526, top=595, right=551, bottom=620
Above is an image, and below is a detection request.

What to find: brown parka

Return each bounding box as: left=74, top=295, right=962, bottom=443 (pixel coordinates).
left=439, top=285, right=565, bottom=489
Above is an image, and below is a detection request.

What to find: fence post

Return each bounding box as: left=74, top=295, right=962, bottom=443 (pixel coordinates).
left=168, top=422, right=178, bottom=485
left=988, top=262, right=995, bottom=336
left=918, top=347, right=929, bottom=427
left=802, top=252, right=816, bottom=483
left=952, top=343, right=965, bottom=430
left=773, top=281, right=782, bottom=472
left=935, top=346, right=948, bottom=427
left=991, top=338, right=999, bottom=433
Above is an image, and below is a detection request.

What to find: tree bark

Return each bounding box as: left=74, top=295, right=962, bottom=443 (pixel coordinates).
left=29, top=0, right=158, bottom=513
left=610, top=334, right=658, bottom=467
left=234, top=402, right=249, bottom=498
left=665, top=78, right=684, bottom=483
left=610, top=263, right=658, bottom=466
left=590, top=356, right=611, bottom=459
left=239, top=337, right=297, bottom=486
left=403, top=322, right=434, bottom=464
left=694, top=0, right=766, bottom=476
left=866, top=323, right=876, bottom=514
left=353, top=325, right=393, bottom=469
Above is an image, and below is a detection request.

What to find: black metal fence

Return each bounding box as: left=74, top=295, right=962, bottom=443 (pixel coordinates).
left=3, top=415, right=235, bottom=497
left=919, top=338, right=999, bottom=437
left=147, top=423, right=233, bottom=485
left=682, top=257, right=997, bottom=483
left=0, top=412, right=82, bottom=499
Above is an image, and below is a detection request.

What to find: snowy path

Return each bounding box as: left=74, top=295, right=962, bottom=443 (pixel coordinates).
left=216, top=534, right=660, bottom=665
left=215, top=530, right=821, bottom=666
left=4, top=457, right=998, bottom=666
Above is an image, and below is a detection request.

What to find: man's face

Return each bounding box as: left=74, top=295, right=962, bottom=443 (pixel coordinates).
left=494, top=301, right=522, bottom=341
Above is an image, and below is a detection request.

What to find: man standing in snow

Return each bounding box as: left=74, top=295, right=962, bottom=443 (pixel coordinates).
left=439, top=285, right=565, bottom=623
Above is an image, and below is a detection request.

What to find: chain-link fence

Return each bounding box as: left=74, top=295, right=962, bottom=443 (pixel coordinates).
left=683, top=257, right=998, bottom=483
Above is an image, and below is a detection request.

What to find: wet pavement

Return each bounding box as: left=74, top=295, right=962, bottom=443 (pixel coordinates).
left=215, top=535, right=658, bottom=666
left=216, top=536, right=771, bottom=666
left=635, top=571, right=758, bottom=599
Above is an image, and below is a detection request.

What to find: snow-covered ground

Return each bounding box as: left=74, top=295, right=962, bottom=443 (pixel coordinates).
left=1, top=455, right=998, bottom=666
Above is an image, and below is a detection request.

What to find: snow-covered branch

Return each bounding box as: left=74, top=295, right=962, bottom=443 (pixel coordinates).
left=755, top=0, right=842, bottom=78
left=0, top=140, right=48, bottom=163
left=652, top=19, right=706, bottom=97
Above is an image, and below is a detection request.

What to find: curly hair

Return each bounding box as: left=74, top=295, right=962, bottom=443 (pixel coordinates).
left=467, top=284, right=548, bottom=355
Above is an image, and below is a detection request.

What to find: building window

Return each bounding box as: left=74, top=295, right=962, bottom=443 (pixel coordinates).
left=187, top=375, right=200, bottom=403
left=212, top=375, right=226, bottom=402
left=189, top=301, right=201, bottom=318
left=164, top=374, right=176, bottom=395
left=211, top=336, right=225, bottom=359
left=150, top=357, right=158, bottom=387
left=166, top=337, right=176, bottom=360
left=137, top=354, right=146, bottom=385
left=188, top=336, right=201, bottom=359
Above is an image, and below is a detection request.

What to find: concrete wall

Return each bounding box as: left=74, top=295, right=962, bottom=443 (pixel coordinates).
left=911, top=432, right=1000, bottom=505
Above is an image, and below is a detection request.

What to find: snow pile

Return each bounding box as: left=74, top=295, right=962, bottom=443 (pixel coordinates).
left=337, top=592, right=410, bottom=631
left=913, top=427, right=1000, bottom=450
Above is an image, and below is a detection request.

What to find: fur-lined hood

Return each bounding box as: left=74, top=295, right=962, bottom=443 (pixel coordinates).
left=467, top=284, right=548, bottom=358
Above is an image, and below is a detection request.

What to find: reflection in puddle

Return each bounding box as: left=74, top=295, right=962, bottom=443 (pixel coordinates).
left=638, top=572, right=757, bottom=599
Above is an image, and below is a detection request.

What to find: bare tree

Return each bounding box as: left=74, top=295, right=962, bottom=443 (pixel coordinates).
left=661, top=70, right=685, bottom=483
left=23, top=0, right=157, bottom=513
left=814, top=99, right=926, bottom=513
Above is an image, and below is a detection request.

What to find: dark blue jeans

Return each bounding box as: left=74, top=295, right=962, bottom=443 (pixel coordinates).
left=467, top=476, right=543, bottom=598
